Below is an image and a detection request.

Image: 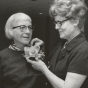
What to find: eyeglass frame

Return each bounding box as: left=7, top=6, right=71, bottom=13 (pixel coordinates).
left=53, top=18, right=71, bottom=27
left=12, top=25, right=34, bottom=32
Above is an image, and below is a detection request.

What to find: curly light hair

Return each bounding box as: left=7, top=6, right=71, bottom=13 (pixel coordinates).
left=49, top=0, right=87, bottom=28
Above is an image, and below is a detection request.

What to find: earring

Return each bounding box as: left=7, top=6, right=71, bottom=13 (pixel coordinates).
left=74, top=24, right=77, bottom=26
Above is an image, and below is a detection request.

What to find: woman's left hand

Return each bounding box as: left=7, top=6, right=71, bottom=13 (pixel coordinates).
left=31, top=38, right=44, bottom=46
left=26, top=58, right=47, bottom=72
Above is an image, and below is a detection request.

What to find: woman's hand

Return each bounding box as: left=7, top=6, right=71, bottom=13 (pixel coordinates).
left=31, top=38, right=44, bottom=46
left=26, top=58, right=48, bottom=73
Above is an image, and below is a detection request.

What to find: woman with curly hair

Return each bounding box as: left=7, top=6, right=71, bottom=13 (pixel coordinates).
left=27, top=0, right=88, bottom=88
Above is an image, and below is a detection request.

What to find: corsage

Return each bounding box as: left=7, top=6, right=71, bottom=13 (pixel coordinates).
left=24, top=45, right=45, bottom=61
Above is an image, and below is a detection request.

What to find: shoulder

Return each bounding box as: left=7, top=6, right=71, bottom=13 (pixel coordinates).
left=73, top=40, right=88, bottom=54
left=0, top=47, right=10, bottom=54
left=0, top=47, right=16, bottom=58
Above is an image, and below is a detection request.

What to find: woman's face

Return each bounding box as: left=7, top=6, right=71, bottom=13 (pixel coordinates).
left=54, top=15, right=76, bottom=40
left=12, top=18, right=33, bottom=48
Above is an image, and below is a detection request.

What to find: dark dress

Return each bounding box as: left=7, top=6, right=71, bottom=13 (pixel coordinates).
left=0, top=48, right=43, bottom=88
left=44, top=32, right=88, bottom=88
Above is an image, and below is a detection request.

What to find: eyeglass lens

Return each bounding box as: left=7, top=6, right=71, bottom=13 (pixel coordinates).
left=13, top=25, right=34, bottom=32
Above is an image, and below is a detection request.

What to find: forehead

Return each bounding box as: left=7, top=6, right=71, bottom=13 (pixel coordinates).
left=13, top=14, right=32, bottom=26
left=54, top=15, right=66, bottom=21
left=14, top=19, right=32, bottom=26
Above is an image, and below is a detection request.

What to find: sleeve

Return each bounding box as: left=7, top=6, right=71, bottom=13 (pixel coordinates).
left=68, top=45, right=88, bottom=75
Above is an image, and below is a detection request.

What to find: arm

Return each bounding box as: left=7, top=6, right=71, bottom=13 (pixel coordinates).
left=43, top=68, right=86, bottom=88
left=27, top=59, right=87, bottom=88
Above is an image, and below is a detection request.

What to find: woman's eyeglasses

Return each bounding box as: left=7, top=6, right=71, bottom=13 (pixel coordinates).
left=53, top=18, right=70, bottom=27
left=12, top=25, right=34, bottom=32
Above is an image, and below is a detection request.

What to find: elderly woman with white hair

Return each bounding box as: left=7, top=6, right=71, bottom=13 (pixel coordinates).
left=27, top=0, right=88, bottom=88
left=0, top=12, right=44, bottom=88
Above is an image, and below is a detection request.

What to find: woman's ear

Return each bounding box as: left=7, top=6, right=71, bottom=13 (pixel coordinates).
left=74, top=23, right=78, bottom=26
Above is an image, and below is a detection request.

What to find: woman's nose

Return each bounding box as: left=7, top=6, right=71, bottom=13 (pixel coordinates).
left=25, top=27, right=30, bottom=33
left=55, top=24, right=60, bottom=30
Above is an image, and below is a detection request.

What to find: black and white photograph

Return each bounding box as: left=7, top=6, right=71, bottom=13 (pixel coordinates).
left=0, top=0, right=88, bottom=88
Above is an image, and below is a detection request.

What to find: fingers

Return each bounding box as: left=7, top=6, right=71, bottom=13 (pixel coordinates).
left=31, top=38, right=44, bottom=46
left=26, top=57, right=40, bottom=64
left=26, top=58, right=35, bottom=64
left=30, top=38, right=37, bottom=46
left=35, top=57, right=39, bottom=61
left=31, top=38, right=39, bottom=46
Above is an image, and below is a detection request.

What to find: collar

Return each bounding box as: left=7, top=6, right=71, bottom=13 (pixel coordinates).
left=9, top=44, right=23, bottom=51
left=66, top=32, right=86, bottom=51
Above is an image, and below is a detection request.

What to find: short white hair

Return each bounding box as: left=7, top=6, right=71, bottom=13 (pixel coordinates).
left=5, top=12, right=32, bottom=39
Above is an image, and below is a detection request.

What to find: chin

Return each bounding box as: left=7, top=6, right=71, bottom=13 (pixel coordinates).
left=22, top=38, right=31, bottom=44
left=22, top=41, right=30, bottom=45
left=60, top=35, right=65, bottom=39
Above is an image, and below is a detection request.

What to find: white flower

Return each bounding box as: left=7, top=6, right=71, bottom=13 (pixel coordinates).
left=24, top=45, right=45, bottom=60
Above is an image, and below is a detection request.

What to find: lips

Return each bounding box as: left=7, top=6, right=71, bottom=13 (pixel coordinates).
left=22, top=37, right=30, bottom=41
left=23, top=35, right=30, bottom=38
left=24, top=37, right=29, bottom=38
left=22, top=34, right=31, bottom=40
left=23, top=33, right=30, bottom=38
